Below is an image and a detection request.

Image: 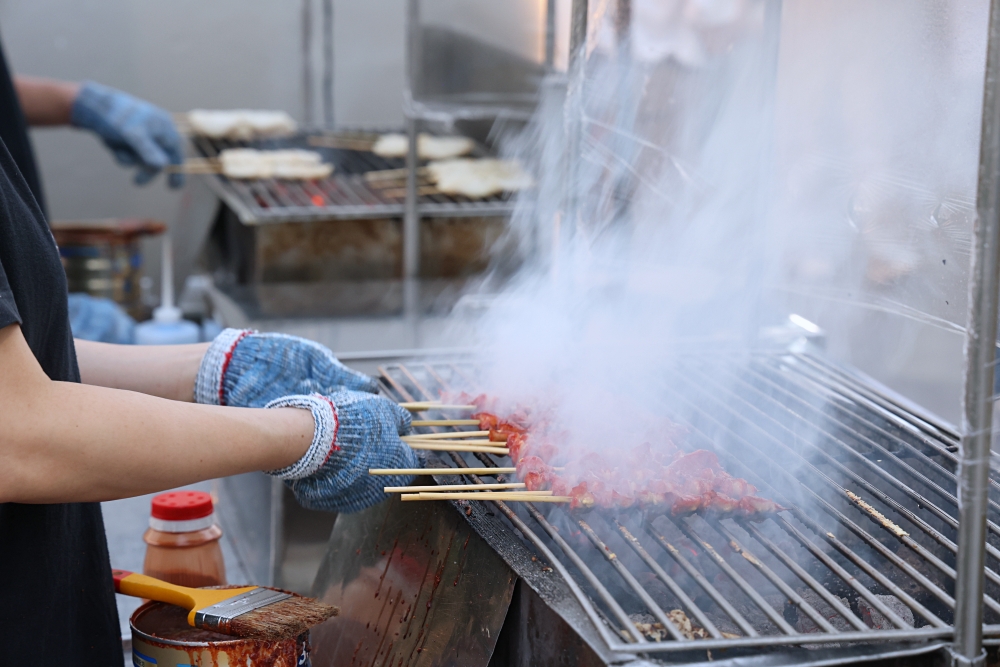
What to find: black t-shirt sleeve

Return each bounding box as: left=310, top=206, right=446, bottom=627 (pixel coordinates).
left=0, top=254, right=21, bottom=330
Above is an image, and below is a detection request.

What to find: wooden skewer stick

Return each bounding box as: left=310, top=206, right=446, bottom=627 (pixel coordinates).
left=406, top=490, right=553, bottom=498
left=307, top=135, right=377, bottom=151
left=369, top=467, right=516, bottom=476
left=406, top=443, right=509, bottom=455
left=411, top=419, right=480, bottom=427
left=164, top=160, right=221, bottom=174
left=403, top=492, right=570, bottom=503
left=384, top=483, right=526, bottom=493
left=363, top=167, right=429, bottom=182
left=402, top=437, right=497, bottom=445
left=403, top=430, right=489, bottom=440
left=399, top=402, right=476, bottom=411
left=381, top=185, right=442, bottom=198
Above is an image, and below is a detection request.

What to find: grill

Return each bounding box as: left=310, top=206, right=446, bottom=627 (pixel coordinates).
left=372, top=348, right=1000, bottom=659
left=189, top=131, right=517, bottom=224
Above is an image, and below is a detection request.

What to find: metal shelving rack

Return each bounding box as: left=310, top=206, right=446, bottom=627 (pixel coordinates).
left=401, top=0, right=558, bottom=278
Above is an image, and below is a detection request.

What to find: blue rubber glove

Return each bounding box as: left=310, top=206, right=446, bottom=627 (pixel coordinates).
left=70, top=81, right=185, bottom=188
left=194, top=328, right=379, bottom=408
left=67, top=293, right=135, bottom=344
left=265, top=391, right=417, bottom=513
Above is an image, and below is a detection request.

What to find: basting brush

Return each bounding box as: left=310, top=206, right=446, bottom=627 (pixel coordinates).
left=112, top=570, right=337, bottom=640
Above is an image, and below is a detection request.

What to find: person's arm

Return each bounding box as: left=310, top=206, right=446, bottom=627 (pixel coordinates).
left=0, top=323, right=313, bottom=504
left=74, top=339, right=210, bottom=402
left=13, top=75, right=185, bottom=188
left=13, top=76, right=79, bottom=126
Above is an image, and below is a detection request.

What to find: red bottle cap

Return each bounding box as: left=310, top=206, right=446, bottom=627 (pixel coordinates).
left=151, top=491, right=214, bottom=521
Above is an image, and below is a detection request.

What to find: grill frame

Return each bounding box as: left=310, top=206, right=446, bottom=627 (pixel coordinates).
left=376, top=349, right=1000, bottom=657
left=189, top=130, right=518, bottom=225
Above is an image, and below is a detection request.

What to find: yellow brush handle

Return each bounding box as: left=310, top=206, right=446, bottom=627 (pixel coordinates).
left=113, top=569, right=257, bottom=626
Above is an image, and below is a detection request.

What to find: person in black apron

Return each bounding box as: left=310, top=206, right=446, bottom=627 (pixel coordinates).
left=0, top=37, right=417, bottom=666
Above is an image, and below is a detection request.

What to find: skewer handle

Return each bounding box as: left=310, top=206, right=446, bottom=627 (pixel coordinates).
left=402, top=430, right=489, bottom=440
left=384, top=483, right=526, bottom=493
left=369, top=467, right=516, bottom=476
left=399, top=402, right=477, bottom=411
left=402, top=492, right=569, bottom=502
left=411, top=419, right=480, bottom=427
left=405, top=443, right=509, bottom=455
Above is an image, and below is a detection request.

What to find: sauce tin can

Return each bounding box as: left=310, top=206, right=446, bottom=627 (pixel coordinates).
left=130, top=598, right=311, bottom=667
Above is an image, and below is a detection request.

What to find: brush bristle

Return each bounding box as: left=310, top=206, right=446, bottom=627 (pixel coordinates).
left=226, top=596, right=339, bottom=641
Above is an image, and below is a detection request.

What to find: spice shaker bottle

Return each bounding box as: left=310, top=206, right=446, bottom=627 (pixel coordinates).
left=143, top=491, right=226, bottom=588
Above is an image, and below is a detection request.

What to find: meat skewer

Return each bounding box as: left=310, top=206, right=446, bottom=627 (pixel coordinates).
left=369, top=467, right=517, bottom=476
left=384, top=483, right=527, bottom=492
left=399, top=402, right=477, bottom=411
left=515, top=450, right=784, bottom=519
left=411, top=419, right=481, bottom=427
left=402, top=492, right=570, bottom=503
left=402, top=393, right=782, bottom=519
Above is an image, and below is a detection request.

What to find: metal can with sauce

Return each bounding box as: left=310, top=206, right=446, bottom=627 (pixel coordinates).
left=130, top=598, right=311, bottom=667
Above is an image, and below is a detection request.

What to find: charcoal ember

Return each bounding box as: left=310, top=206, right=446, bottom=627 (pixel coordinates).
left=792, top=591, right=853, bottom=634
left=629, top=611, right=711, bottom=641
left=857, top=595, right=914, bottom=629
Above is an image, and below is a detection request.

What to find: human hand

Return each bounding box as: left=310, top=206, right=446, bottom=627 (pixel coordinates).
left=70, top=81, right=184, bottom=188
left=194, top=329, right=379, bottom=408
left=264, top=391, right=417, bottom=513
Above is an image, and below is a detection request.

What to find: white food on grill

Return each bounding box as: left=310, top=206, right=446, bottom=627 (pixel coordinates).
left=371, top=133, right=475, bottom=160
left=187, top=110, right=298, bottom=140
left=426, top=158, right=532, bottom=198
left=218, top=148, right=333, bottom=180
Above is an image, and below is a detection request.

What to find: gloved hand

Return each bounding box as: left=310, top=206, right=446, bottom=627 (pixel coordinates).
left=194, top=328, right=379, bottom=408
left=265, top=390, right=417, bottom=513
left=70, top=81, right=185, bottom=188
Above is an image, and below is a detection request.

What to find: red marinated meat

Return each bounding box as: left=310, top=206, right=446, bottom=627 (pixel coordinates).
left=517, top=456, right=554, bottom=491
left=476, top=412, right=500, bottom=431
left=737, top=496, right=784, bottom=517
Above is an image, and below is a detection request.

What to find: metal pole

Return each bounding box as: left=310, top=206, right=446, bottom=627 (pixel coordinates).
left=544, top=0, right=556, bottom=70
left=403, top=116, right=420, bottom=280
left=322, top=0, right=334, bottom=130
left=562, top=0, right=588, bottom=237
left=301, top=0, right=314, bottom=126
left=954, top=1, right=1000, bottom=665
left=403, top=0, right=420, bottom=280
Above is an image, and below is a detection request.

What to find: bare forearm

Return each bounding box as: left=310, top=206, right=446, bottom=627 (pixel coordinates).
left=1, top=381, right=312, bottom=504
left=1, top=325, right=310, bottom=503
left=14, top=76, right=79, bottom=126
left=75, top=339, right=210, bottom=402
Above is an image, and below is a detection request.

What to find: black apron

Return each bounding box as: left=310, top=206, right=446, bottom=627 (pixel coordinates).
left=0, top=34, right=121, bottom=666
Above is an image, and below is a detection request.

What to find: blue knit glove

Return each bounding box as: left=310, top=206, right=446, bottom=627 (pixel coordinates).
left=194, top=328, right=379, bottom=407
left=70, top=81, right=184, bottom=188
left=265, top=391, right=418, bottom=513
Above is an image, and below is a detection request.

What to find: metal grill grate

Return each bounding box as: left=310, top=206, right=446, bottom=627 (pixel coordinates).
left=189, top=131, right=517, bottom=224
left=376, top=350, right=1000, bottom=656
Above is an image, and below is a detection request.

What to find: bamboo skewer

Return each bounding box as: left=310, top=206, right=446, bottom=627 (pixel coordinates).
left=381, top=185, right=442, bottom=198
left=411, top=419, right=481, bottom=427
left=363, top=167, right=429, bottom=182
left=164, top=158, right=221, bottom=174
left=307, top=135, right=377, bottom=151
left=402, top=437, right=497, bottom=445
left=384, top=483, right=527, bottom=493
left=399, top=402, right=476, bottom=411
left=405, top=443, right=509, bottom=455
left=402, top=492, right=570, bottom=503
left=369, top=467, right=516, bottom=476
left=403, top=430, right=489, bottom=440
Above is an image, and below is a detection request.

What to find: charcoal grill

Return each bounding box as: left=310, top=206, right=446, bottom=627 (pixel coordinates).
left=189, top=131, right=517, bottom=225
left=365, top=348, right=1000, bottom=662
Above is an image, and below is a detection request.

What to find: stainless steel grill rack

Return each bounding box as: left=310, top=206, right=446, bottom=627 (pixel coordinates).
left=189, top=131, right=517, bottom=225
left=376, top=350, right=1000, bottom=657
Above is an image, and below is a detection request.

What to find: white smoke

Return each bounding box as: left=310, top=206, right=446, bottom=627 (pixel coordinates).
left=459, top=0, right=985, bottom=449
